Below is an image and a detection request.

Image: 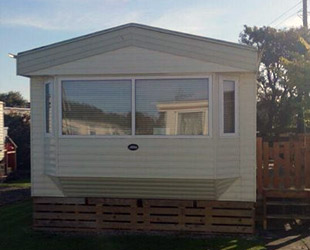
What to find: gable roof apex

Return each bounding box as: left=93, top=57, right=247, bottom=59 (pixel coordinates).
left=16, top=23, right=258, bottom=76
left=18, top=23, right=256, bottom=57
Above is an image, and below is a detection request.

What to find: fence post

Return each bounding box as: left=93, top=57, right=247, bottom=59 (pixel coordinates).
left=257, top=137, right=263, bottom=198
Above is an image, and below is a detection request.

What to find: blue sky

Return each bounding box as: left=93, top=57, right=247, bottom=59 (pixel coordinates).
left=0, top=0, right=304, bottom=100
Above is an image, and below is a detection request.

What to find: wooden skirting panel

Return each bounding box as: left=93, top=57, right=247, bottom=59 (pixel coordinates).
left=33, top=197, right=255, bottom=234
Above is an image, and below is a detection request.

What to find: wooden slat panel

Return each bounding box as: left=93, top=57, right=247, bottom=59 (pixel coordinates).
left=101, top=214, right=141, bottom=221
left=87, top=198, right=135, bottom=205
left=211, top=217, right=253, bottom=225
left=148, top=207, right=179, bottom=214
left=294, top=140, right=303, bottom=189
left=34, top=204, right=96, bottom=212
left=197, top=201, right=254, bottom=208
left=33, top=198, right=254, bottom=234
left=184, top=216, right=205, bottom=224
left=212, top=209, right=253, bottom=217
left=144, top=199, right=193, bottom=207
left=178, top=205, right=185, bottom=229
left=210, top=225, right=253, bottom=234
left=149, top=215, right=179, bottom=223
left=263, top=142, right=270, bottom=189
left=283, top=142, right=291, bottom=189
left=34, top=212, right=96, bottom=220
left=141, top=201, right=150, bottom=229
left=184, top=208, right=205, bottom=216
left=33, top=227, right=98, bottom=232
left=34, top=220, right=96, bottom=228
left=102, top=206, right=141, bottom=214
left=264, top=190, right=310, bottom=199
left=34, top=197, right=85, bottom=204
left=273, top=142, right=280, bottom=189
left=145, top=224, right=185, bottom=231
left=100, top=222, right=139, bottom=230
left=130, top=203, right=138, bottom=227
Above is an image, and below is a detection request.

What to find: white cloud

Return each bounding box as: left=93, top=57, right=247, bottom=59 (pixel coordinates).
left=0, top=1, right=227, bottom=38
left=276, top=15, right=303, bottom=29
left=1, top=16, right=63, bottom=30
left=0, top=0, right=141, bottom=31
left=1, top=11, right=141, bottom=31
left=150, top=7, right=227, bottom=36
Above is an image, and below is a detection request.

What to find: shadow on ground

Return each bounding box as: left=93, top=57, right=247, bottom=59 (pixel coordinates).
left=259, top=225, right=310, bottom=250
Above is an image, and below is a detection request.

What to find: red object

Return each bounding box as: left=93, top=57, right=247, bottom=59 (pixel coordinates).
left=2, top=136, right=17, bottom=176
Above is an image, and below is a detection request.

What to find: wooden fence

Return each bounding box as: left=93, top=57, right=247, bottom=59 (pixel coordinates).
left=256, top=135, right=310, bottom=229
left=257, top=135, right=310, bottom=197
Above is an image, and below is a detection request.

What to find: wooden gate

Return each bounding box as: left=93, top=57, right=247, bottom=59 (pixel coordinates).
left=256, top=135, right=310, bottom=229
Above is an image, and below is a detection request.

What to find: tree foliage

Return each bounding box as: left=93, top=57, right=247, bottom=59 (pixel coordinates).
left=0, top=91, right=28, bottom=107
left=281, top=37, right=310, bottom=131
left=240, top=26, right=309, bottom=136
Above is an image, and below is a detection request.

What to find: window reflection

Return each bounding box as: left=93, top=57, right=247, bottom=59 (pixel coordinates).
left=62, top=80, right=132, bottom=135
left=45, top=83, right=52, bottom=133
left=223, top=80, right=235, bottom=134
left=136, top=79, right=209, bottom=136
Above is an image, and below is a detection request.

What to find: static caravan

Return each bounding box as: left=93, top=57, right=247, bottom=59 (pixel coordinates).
left=16, top=23, right=258, bottom=234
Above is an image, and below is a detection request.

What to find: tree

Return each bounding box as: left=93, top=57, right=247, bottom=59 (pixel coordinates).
left=240, top=26, right=307, bottom=136
left=281, top=37, right=310, bottom=133
left=0, top=91, right=28, bottom=107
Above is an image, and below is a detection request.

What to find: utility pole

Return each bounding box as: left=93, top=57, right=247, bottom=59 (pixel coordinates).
left=303, top=0, right=308, bottom=28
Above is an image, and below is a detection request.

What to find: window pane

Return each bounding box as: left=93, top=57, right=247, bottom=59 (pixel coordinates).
left=45, top=83, right=52, bottom=133
left=223, top=80, right=235, bottom=133
left=62, top=80, right=131, bottom=135
left=135, top=79, right=209, bottom=135
left=178, top=112, right=204, bottom=135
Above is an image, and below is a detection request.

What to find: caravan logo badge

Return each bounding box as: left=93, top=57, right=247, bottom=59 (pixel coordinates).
left=128, top=144, right=139, bottom=151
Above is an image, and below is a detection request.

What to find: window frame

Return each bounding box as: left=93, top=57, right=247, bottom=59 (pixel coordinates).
left=44, top=81, right=53, bottom=136
left=58, top=75, right=212, bottom=139
left=219, top=76, right=239, bottom=137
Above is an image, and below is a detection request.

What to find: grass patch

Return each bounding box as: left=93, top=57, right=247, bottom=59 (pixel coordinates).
left=0, top=179, right=31, bottom=188
left=0, top=200, right=266, bottom=250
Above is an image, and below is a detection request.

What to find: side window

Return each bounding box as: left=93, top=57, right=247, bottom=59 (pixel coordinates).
left=45, top=83, right=52, bottom=134
left=221, top=79, right=237, bottom=135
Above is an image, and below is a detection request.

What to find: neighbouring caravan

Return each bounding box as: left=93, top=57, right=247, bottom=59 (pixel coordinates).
left=0, top=102, right=18, bottom=177
left=0, top=102, right=4, bottom=171
left=16, top=23, right=258, bottom=234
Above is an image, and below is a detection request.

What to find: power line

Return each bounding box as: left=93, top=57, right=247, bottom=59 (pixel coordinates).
left=274, top=9, right=301, bottom=27
left=268, top=0, right=302, bottom=26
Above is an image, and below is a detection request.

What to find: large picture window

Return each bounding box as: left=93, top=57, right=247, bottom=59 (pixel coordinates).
left=61, top=78, right=210, bottom=137
left=62, top=80, right=132, bottom=135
